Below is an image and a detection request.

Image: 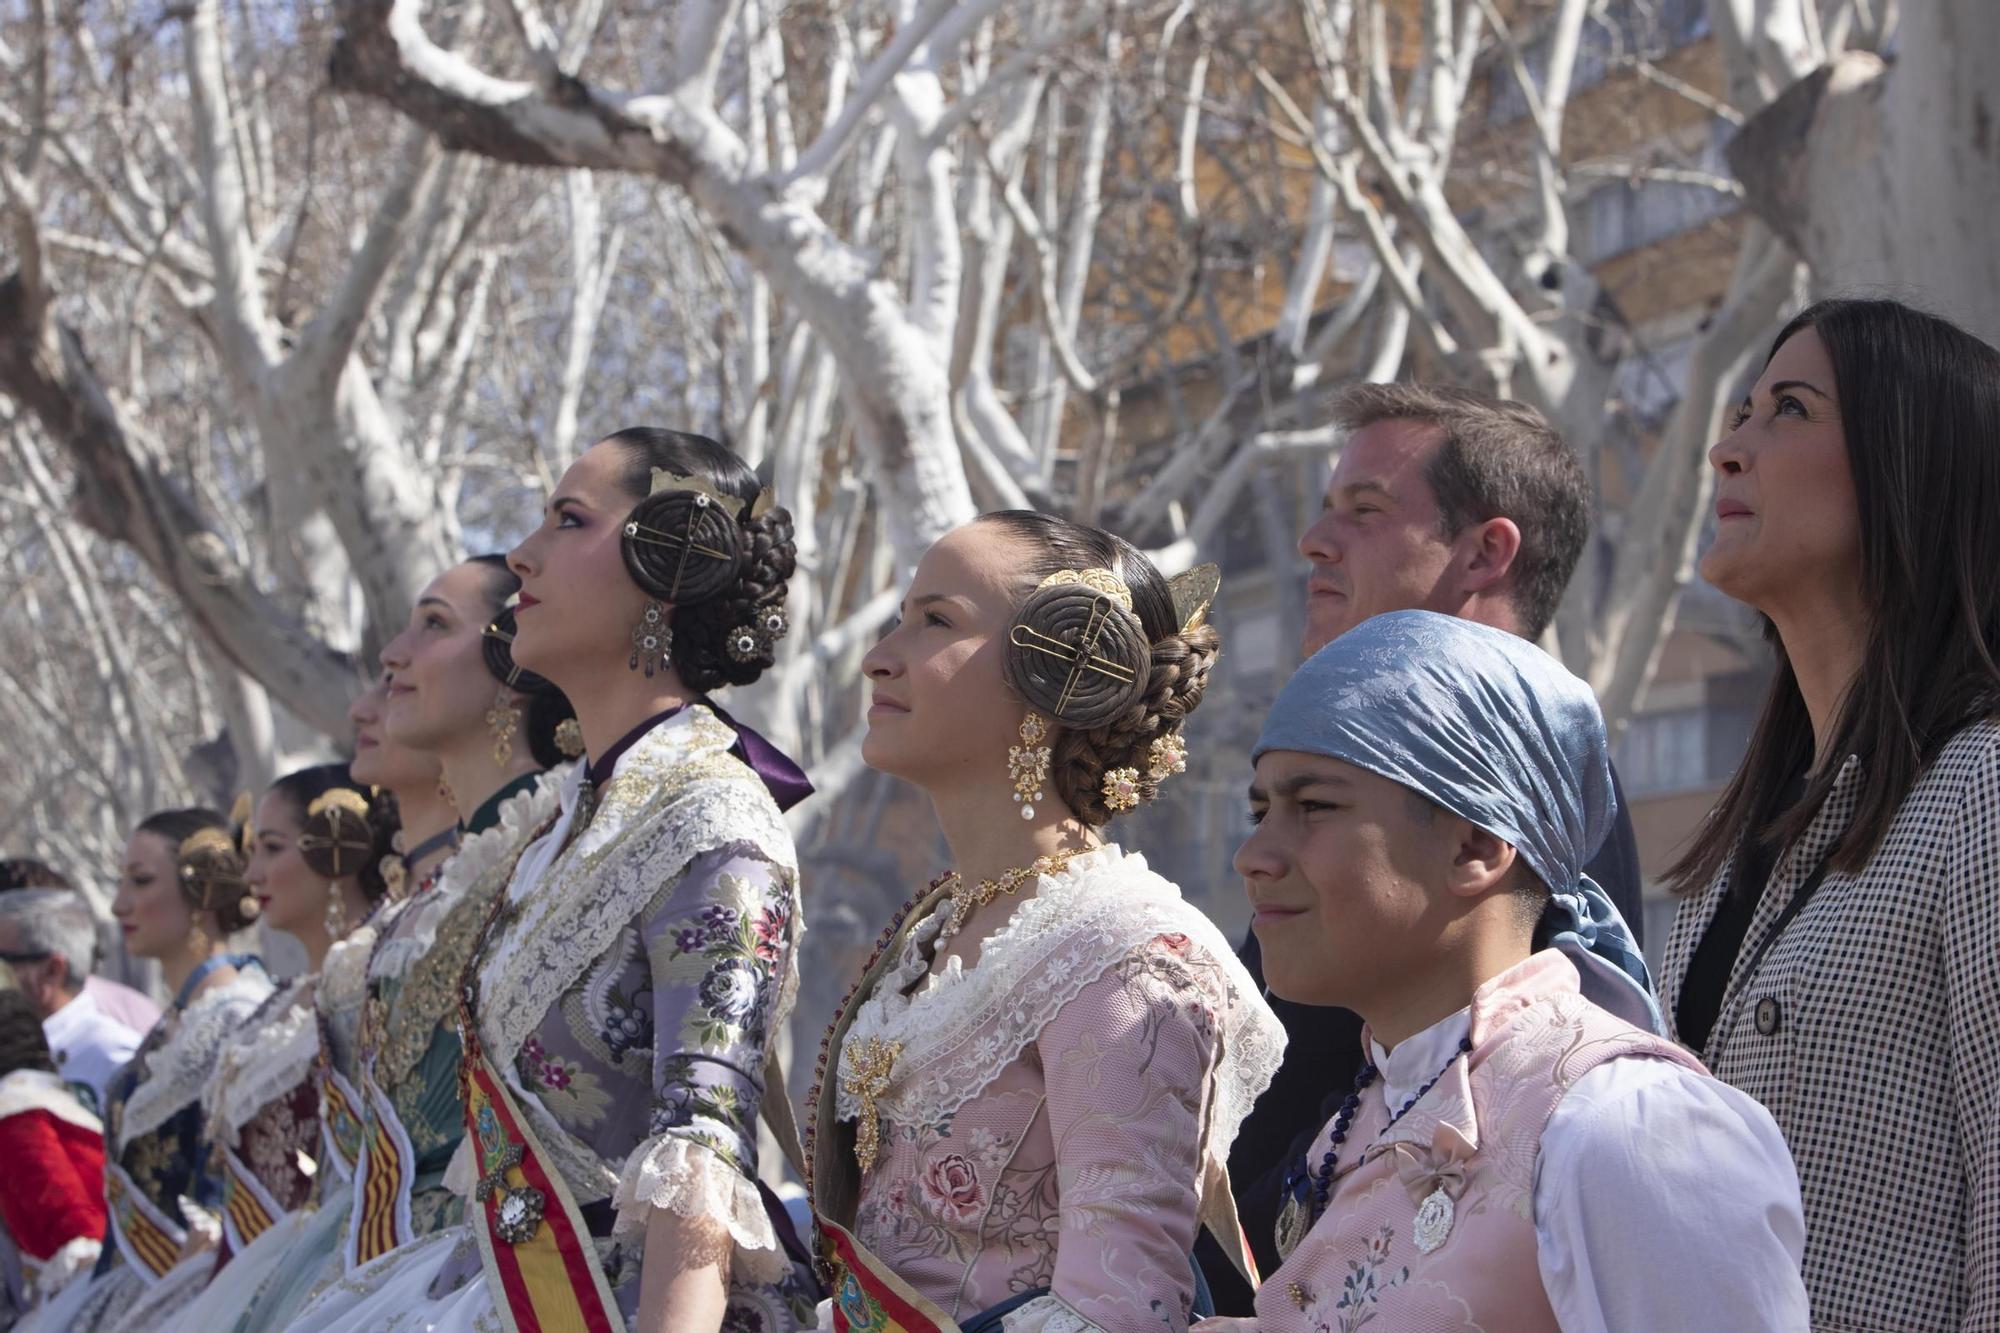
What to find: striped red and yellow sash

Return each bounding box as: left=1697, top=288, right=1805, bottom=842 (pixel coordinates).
left=104, top=1162, right=185, bottom=1283
left=319, top=1061, right=367, bottom=1181
left=218, top=1144, right=284, bottom=1253
left=818, top=1219, right=959, bottom=1333
left=461, top=1041, right=621, bottom=1333
left=345, top=1070, right=416, bottom=1268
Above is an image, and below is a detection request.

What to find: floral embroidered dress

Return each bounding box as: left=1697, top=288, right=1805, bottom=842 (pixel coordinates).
left=209, top=772, right=565, bottom=1333
left=812, top=847, right=1285, bottom=1333
left=157, top=912, right=382, bottom=1333
left=287, top=705, right=816, bottom=1332
left=112, top=972, right=327, bottom=1333
left=19, top=965, right=272, bottom=1333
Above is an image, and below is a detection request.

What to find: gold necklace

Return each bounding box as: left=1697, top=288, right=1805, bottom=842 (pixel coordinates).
left=939, top=848, right=1086, bottom=942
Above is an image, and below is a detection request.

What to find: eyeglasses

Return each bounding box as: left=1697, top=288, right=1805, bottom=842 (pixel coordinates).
left=0, top=950, right=50, bottom=965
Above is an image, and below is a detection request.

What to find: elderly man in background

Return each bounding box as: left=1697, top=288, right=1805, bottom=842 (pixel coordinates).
left=0, top=859, right=160, bottom=1038
left=0, top=886, right=154, bottom=1114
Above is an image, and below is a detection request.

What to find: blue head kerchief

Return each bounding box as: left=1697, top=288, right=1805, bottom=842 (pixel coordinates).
left=1253, top=610, right=1661, bottom=1033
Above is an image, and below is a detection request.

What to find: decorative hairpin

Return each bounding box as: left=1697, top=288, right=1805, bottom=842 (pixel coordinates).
left=1167, top=563, right=1221, bottom=634
left=1036, top=568, right=1134, bottom=611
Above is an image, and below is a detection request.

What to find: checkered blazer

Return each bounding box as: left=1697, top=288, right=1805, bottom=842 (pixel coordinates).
left=1661, top=718, right=2000, bottom=1332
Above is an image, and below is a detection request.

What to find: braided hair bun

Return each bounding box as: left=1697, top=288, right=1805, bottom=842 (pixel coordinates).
left=177, top=826, right=259, bottom=933
left=270, top=765, right=401, bottom=906
left=604, top=428, right=799, bottom=692
left=979, top=512, right=1224, bottom=828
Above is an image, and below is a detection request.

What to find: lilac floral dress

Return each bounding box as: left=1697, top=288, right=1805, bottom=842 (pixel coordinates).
left=288, top=706, right=815, bottom=1331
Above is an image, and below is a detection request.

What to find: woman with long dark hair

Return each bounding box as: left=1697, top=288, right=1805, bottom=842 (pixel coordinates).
left=289, top=429, right=816, bottom=1332
left=1660, top=297, right=2000, bottom=1327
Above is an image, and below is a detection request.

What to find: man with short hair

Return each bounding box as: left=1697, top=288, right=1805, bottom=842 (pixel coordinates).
left=0, top=858, right=160, bottom=1036
left=1203, top=384, right=1649, bottom=1308
left=0, top=890, right=147, bottom=1112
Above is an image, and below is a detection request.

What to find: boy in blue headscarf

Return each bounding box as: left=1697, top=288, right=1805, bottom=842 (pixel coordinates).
left=1196, top=612, right=1807, bottom=1332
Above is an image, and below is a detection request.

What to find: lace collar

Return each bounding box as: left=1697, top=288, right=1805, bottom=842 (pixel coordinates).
left=835, top=845, right=1284, bottom=1164
left=370, top=765, right=571, bottom=981
left=204, top=979, right=321, bottom=1138
left=118, top=968, right=274, bottom=1150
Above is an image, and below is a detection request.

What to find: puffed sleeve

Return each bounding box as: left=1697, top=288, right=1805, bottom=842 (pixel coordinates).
left=1946, top=733, right=2000, bottom=1325
left=0, top=1110, right=107, bottom=1261
left=611, top=841, right=800, bottom=1281
left=1009, top=935, right=1223, bottom=1333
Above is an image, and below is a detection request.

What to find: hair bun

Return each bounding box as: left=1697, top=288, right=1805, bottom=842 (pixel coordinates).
left=482, top=605, right=560, bottom=695
left=176, top=828, right=248, bottom=912
left=1004, top=573, right=1151, bottom=730
left=299, top=789, right=376, bottom=880
left=619, top=487, right=747, bottom=606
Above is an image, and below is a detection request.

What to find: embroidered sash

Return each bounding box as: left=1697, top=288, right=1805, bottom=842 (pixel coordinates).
left=319, top=1059, right=367, bottom=1184
left=345, top=1069, right=417, bottom=1267
left=104, top=1161, right=185, bottom=1283
left=218, top=1143, right=283, bottom=1252
left=819, top=1218, right=960, bottom=1333
left=459, top=1036, right=622, bottom=1333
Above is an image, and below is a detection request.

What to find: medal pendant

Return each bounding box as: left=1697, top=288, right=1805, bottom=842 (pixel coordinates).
left=1413, top=1186, right=1455, bottom=1254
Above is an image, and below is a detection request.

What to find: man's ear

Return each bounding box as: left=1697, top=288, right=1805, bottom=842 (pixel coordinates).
left=1443, top=821, right=1517, bottom=901
left=1457, top=516, right=1522, bottom=597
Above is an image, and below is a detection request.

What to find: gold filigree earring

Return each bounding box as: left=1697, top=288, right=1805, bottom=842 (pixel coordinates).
left=1008, top=713, right=1051, bottom=821
left=554, top=717, right=585, bottom=759
left=1102, top=768, right=1141, bottom=812
left=1147, top=732, right=1188, bottom=783
left=629, top=602, right=673, bottom=677
left=486, top=688, right=520, bottom=768
left=324, top=884, right=347, bottom=939
left=187, top=920, right=210, bottom=956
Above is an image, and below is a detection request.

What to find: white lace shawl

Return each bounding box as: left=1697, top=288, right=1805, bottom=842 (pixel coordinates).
left=835, top=846, right=1284, bottom=1196
left=0, top=1069, right=101, bottom=1135
left=119, top=970, right=274, bottom=1150
left=202, top=978, right=319, bottom=1140
left=458, top=708, right=801, bottom=1281
left=369, top=767, right=572, bottom=981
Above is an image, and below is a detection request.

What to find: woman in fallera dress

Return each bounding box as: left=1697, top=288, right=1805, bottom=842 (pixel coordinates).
left=289, top=427, right=817, bottom=1333
left=22, top=811, right=271, bottom=1333
left=811, top=513, right=1284, bottom=1333
left=118, top=766, right=397, bottom=1332
left=220, top=562, right=580, bottom=1332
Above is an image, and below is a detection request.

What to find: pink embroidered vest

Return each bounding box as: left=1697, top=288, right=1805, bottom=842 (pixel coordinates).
left=1256, top=951, right=1704, bottom=1332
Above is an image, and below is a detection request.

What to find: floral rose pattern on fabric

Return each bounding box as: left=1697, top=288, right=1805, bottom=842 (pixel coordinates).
left=848, top=940, right=1229, bottom=1330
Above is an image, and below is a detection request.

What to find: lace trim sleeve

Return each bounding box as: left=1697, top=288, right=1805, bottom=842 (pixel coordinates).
left=610, top=1131, right=786, bottom=1283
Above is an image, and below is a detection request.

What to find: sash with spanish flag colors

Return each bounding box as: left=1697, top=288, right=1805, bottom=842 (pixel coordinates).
left=460, top=1035, right=622, bottom=1333
left=345, top=1069, right=417, bottom=1268
left=218, top=1143, right=284, bottom=1253
left=104, top=1161, right=185, bottom=1283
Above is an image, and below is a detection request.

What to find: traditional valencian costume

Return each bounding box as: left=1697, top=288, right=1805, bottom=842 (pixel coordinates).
left=810, top=560, right=1284, bottom=1333
left=813, top=848, right=1283, bottom=1333
left=1242, top=612, right=1810, bottom=1331
left=22, top=948, right=271, bottom=1333
left=206, top=769, right=566, bottom=1333
left=286, top=701, right=818, bottom=1331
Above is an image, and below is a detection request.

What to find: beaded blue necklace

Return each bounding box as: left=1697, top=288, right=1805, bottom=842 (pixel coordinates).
left=1287, top=1034, right=1475, bottom=1224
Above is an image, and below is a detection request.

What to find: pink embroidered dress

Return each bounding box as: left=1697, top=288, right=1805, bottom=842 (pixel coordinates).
left=818, top=846, right=1284, bottom=1332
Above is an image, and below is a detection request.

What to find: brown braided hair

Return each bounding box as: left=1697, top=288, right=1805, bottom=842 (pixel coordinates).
left=606, top=428, right=798, bottom=691
left=978, top=512, right=1222, bottom=827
